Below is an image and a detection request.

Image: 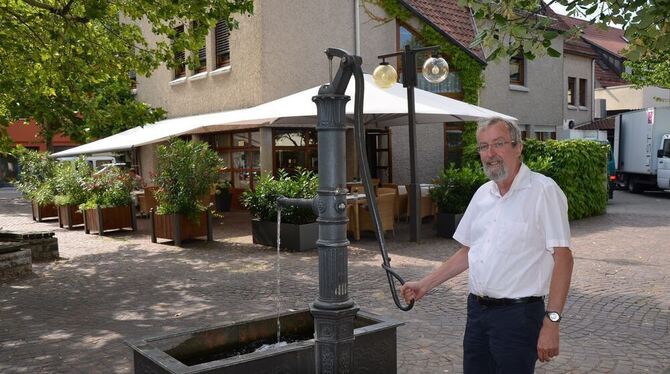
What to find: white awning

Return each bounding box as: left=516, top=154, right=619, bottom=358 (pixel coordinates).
left=53, top=74, right=516, bottom=158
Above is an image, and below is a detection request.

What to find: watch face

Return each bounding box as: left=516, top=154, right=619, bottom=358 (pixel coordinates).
left=547, top=311, right=561, bottom=322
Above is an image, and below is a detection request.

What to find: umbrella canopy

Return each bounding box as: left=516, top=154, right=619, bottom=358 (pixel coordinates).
left=52, top=74, right=516, bottom=157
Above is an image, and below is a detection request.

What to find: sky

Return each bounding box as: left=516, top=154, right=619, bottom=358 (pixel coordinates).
left=549, top=2, right=625, bottom=29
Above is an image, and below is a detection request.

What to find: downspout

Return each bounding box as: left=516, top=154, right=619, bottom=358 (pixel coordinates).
left=592, top=58, right=596, bottom=121
left=354, top=0, right=360, bottom=55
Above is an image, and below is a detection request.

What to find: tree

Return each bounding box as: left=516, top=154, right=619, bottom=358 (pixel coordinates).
left=460, top=0, right=669, bottom=87
left=0, top=0, right=254, bottom=152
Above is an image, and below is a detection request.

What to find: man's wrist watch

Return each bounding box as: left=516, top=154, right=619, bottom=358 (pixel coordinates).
left=545, top=311, right=562, bottom=323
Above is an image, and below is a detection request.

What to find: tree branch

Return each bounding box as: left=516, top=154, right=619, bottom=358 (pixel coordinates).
left=21, top=0, right=89, bottom=23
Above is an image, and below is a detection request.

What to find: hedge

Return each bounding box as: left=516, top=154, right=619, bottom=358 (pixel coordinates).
left=523, top=139, right=609, bottom=221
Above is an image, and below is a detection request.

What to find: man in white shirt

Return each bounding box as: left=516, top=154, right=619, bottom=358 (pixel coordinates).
left=400, top=118, right=574, bottom=373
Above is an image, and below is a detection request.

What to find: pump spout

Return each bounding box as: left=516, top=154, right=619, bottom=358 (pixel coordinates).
left=276, top=196, right=318, bottom=215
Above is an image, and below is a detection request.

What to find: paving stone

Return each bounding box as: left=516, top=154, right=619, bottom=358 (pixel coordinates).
left=0, top=188, right=668, bottom=373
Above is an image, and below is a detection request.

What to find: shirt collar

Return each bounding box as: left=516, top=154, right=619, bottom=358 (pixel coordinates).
left=489, top=163, right=532, bottom=198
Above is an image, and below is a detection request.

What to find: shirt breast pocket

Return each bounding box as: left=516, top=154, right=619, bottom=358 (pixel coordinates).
left=496, top=220, right=529, bottom=254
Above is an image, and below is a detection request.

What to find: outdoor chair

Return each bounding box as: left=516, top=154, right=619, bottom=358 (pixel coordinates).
left=358, top=192, right=396, bottom=238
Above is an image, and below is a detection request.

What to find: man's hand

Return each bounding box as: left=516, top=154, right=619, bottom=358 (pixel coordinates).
left=400, top=281, right=428, bottom=304
left=537, top=320, right=560, bottom=362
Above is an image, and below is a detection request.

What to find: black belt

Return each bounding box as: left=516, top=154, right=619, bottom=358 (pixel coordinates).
left=471, top=294, right=544, bottom=307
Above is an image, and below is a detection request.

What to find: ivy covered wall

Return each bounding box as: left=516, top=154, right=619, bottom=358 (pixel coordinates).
left=364, top=0, right=485, bottom=164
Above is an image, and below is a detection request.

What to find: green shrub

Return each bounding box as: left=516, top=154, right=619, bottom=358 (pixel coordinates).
left=14, top=149, right=57, bottom=204
left=154, top=139, right=222, bottom=221
left=79, top=166, right=133, bottom=210
left=52, top=157, right=93, bottom=206
left=241, top=169, right=318, bottom=225
left=523, top=139, right=609, bottom=220
left=430, top=163, right=487, bottom=214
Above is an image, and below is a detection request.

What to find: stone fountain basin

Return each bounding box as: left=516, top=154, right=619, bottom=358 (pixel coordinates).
left=128, top=308, right=403, bottom=374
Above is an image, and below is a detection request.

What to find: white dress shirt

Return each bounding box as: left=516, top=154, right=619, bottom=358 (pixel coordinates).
left=453, top=164, right=571, bottom=299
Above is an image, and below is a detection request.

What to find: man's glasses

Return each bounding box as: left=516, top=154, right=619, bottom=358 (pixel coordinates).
left=477, top=140, right=516, bottom=154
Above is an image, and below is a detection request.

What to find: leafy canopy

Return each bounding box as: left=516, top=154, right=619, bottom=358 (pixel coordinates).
left=460, top=0, right=669, bottom=87
left=0, top=0, right=254, bottom=150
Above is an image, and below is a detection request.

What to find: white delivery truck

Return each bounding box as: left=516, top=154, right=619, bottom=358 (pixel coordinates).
left=614, top=107, right=670, bottom=193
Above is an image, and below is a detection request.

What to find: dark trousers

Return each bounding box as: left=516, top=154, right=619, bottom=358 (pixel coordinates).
left=463, top=294, right=545, bottom=374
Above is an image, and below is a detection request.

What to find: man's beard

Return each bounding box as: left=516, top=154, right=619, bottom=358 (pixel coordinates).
left=482, top=156, right=507, bottom=181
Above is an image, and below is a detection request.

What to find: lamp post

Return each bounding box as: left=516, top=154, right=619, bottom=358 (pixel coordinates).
left=373, top=45, right=448, bottom=242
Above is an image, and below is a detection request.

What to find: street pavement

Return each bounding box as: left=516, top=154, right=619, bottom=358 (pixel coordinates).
left=0, top=187, right=669, bottom=373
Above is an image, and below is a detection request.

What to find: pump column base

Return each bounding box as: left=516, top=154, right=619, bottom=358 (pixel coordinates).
left=310, top=303, right=359, bottom=374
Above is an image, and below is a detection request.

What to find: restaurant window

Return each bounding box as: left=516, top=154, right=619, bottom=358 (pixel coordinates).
left=444, top=124, right=464, bottom=168
left=579, top=78, right=587, bottom=107
left=203, top=131, right=260, bottom=190
left=172, top=25, right=186, bottom=79
left=397, top=22, right=463, bottom=100
left=567, top=77, right=576, bottom=105
left=510, top=52, right=525, bottom=85
left=192, top=21, right=207, bottom=74
left=366, top=129, right=392, bottom=183
left=215, top=19, right=231, bottom=69
left=273, top=129, right=318, bottom=175
left=536, top=131, right=556, bottom=141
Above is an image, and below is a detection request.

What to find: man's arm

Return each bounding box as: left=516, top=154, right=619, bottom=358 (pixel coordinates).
left=537, top=247, right=574, bottom=362
left=400, top=246, right=469, bottom=303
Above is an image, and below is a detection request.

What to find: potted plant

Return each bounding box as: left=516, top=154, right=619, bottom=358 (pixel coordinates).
left=80, top=166, right=137, bottom=235
left=151, top=139, right=221, bottom=246
left=214, top=178, right=232, bottom=212
left=14, top=149, right=58, bottom=221
left=52, top=157, right=92, bottom=229
left=430, top=164, right=487, bottom=238
left=242, top=169, right=318, bottom=251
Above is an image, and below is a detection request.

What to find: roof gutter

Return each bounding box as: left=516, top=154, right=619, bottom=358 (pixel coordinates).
left=396, top=0, right=487, bottom=66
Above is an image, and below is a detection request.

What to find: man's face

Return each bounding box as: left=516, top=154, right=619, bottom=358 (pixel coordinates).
left=477, top=122, right=523, bottom=182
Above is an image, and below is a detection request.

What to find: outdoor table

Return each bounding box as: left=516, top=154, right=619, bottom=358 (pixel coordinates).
left=346, top=193, right=367, bottom=241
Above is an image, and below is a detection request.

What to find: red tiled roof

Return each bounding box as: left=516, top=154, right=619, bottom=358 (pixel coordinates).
left=402, top=0, right=485, bottom=62
left=576, top=116, right=615, bottom=130
left=553, top=14, right=628, bottom=57
left=595, top=61, right=629, bottom=88
left=564, top=36, right=598, bottom=57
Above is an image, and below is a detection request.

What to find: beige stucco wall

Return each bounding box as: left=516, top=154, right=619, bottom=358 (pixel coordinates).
left=479, top=37, right=565, bottom=135
left=134, top=5, right=264, bottom=117
left=595, top=85, right=670, bottom=111
left=563, top=53, right=594, bottom=127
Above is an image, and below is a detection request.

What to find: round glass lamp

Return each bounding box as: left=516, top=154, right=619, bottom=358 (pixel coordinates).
left=422, top=57, right=449, bottom=84
left=372, top=62, right=398, bottom=89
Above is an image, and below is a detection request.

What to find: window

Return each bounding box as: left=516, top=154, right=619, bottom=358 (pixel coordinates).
left=173, top=25, right=186, bottom=79
left=192, top=21, right=207, bottom=73
left=567, top=77, right=576, bottom=106
left=128, top=71, right=137, bottom=89
left=215, top=20, right=231, bottom=69
left=202, top=131, right=260, bottom=190
left=397, top=22, right=463, bottom=99
left=536, top=132, right=556, bottom=141
left=273, top=129, right=318, bottom=175
left=366, top=129, right=392, bottom=183
left=509, top=52, right=525, bottom=85
left=579, top=78, right=587, bottom=107
left=444, top=124, right=464, bottom=168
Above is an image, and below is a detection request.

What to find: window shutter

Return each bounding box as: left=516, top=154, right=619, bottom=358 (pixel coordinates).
left=173, top=25, right=186, bottom=78
left=215, top=20, right=230, bottom=68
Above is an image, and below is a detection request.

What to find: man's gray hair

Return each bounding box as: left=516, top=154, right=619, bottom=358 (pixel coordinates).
left=476, top=118, right=522, bottom=146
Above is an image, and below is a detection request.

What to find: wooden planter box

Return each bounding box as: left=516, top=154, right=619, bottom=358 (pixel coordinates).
left=83, top=205, right=137, bottom=235
left=251, top=219, right=318, bottom=251
left=57, top=204, right=84, bottom=229
left=435, top=212, right=464, bottom=238
left=31, top=201, right=58, bottom=222
left=150, top=209, right=212, bottom=246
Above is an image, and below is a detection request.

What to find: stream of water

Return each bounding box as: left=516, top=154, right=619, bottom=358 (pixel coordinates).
left=276, top=207, right=282, bottom=344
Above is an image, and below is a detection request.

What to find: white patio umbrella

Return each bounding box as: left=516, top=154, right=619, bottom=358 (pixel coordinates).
left=52, top=74, right=515, bottom=157
left=191, top=74, right=516, bottom=133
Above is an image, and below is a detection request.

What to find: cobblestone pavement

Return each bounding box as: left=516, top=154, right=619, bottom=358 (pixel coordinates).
left=1, top=187, right=669, bottom=373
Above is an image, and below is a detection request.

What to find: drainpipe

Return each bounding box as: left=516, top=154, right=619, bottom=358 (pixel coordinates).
left=354, top=0, right=360, bottom=56
left=592, top=58, right=595, bottom=121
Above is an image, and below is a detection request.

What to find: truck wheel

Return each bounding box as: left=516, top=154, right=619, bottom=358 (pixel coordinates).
left=628, top=180, right=643, bottom=194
